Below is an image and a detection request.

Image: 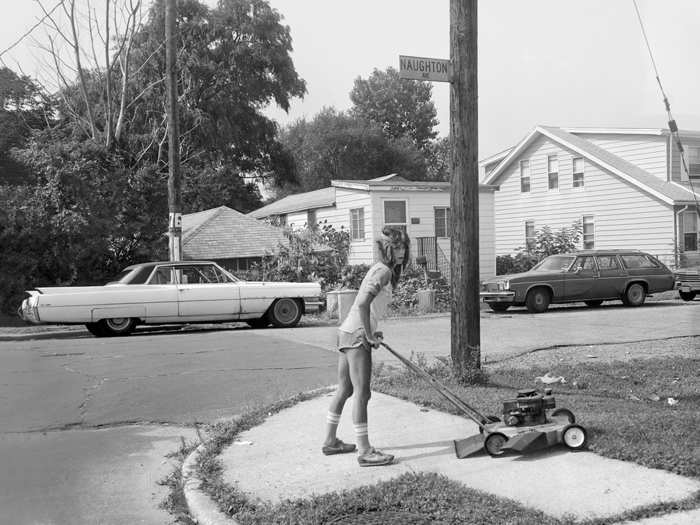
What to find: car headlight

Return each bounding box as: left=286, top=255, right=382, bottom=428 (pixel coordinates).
left=497, top=280, right=510, bottom=291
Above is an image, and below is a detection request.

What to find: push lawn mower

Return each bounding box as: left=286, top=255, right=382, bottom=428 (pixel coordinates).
left=379, top=341, right=588, bottom=458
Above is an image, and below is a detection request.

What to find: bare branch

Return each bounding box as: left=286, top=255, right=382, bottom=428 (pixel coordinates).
left=104, top=0, right=113, bottom=146
left=66, top=0, right=96, bottom=139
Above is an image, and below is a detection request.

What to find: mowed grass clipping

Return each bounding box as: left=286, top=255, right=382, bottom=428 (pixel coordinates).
left=374, top=355, right=700, bottom=478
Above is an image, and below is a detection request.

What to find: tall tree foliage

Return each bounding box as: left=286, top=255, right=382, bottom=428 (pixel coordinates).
left=350, top=67, right=439, bottom=150
left=276, top=107, right=427, bottom=194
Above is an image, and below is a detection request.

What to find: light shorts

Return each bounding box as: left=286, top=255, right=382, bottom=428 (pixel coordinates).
left=337, top=328, right=371, bottom=353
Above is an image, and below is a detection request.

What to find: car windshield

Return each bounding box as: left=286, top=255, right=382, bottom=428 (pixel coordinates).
left=531, top=255, right=576, bottom=272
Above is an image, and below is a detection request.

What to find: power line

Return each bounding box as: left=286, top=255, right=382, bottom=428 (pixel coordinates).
left=0, top=0, right=65, bottom=60
left=632, top=0, right=699, bottom=217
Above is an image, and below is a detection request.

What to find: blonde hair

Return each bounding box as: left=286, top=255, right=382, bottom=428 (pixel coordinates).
left=376, top=226, right=411, bottom=287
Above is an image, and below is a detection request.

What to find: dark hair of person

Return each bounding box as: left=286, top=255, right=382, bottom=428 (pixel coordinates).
left=376, top=226, right=411, bottom=288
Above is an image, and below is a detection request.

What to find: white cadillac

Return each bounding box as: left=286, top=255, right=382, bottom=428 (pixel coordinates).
left=19, top=261, right=322, bottom=337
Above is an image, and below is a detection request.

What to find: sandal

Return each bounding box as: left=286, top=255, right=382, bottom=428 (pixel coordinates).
left=357, top=447, right=395, bottom=467
left=322, top=439, right=357, bottom=456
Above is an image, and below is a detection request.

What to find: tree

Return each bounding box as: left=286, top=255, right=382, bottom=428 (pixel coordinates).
left=350, top=67, right=439, bottom=150
left=276, top=107, right=427, bottom=194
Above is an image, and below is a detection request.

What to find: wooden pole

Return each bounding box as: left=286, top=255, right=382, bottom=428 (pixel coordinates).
left=449, top=0, right=481, bottom=382
left=165, top=0, right=182, bottom=261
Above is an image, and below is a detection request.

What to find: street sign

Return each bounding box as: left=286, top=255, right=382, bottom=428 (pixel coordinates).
left=399, top=55, right=451, bottom=82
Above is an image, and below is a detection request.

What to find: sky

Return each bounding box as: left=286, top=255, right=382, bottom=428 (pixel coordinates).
left=2, top=0, right=700, bottom=158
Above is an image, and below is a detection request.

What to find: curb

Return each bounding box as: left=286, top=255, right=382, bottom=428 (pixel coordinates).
left=181, top=386, right=336, bottom=525
left=0, top=330, right=87, bottom=341
left=182, top=437, right=240, bottom=525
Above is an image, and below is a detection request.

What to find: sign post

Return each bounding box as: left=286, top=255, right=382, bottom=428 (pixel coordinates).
left=399, top=0, right=481, bottom=383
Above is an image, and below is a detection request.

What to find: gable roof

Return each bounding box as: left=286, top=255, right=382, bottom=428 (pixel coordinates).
left=182, top=206, right=285, bottom=259
left=247, top=187, right=336, bottom=219
left=484, top=125, right=700, bottom=205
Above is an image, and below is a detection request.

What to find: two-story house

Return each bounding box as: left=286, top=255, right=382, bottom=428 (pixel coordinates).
left=481, top=126, right=700, bottom=267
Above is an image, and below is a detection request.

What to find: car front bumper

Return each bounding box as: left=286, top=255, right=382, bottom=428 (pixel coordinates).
left=480, top=291, right=516, bottom=303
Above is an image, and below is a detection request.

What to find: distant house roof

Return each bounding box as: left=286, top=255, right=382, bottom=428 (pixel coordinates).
left=182, top=206, right=285, bottom=259
left=247, top=187, right=336, bottom=219
left=484, top=125, right=700, bottom=205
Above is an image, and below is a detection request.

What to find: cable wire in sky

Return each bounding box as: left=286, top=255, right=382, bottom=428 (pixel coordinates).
left=0, top=0, right=65, bottom=61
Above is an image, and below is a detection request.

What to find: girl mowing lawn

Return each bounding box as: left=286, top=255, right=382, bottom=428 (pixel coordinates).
left=322, top=226, right=410, bottom=466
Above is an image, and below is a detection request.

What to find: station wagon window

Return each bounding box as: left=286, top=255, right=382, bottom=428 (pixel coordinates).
left=573, top=157, right=584, bottom=188
left=520, top=160, right=531, bottom=193
left=620, top=254, right=659, bottom=269
left=435, top=207, right=450, bottom=238
left=569, top=255, right=596, bottom=272
left=596, top=255, right=620, bottom=270
left=350, top=208, right=365, bottom=240
left=384, top=200, right=407, bottom=231
left=582, top=215, right=595, bottom=249
left=532, top=255, right=576, bottom=271
left=547, top=155, right=559, bottom=190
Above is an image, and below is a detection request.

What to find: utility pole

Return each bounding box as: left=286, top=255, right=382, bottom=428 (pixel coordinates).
left=165, top=0, right=182, bottom=261
left=449, top=0, right=480, bottom=382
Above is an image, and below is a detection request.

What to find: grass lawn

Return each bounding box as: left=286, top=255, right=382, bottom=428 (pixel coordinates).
left=164, top=340, right=699, bottom=524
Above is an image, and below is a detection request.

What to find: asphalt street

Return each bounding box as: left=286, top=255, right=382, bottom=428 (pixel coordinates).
left=0, top=329, right=338, bottom=525
left=0, top=299, right=697, bottom=524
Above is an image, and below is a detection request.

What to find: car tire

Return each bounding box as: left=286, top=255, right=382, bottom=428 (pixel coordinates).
left=488, top=303, right=510, bottom=313
left=96, top=317, right=137, bottom=337
left=622, top=283, right=646, bottom=307
left=269, top=298, right=303, bottom=328
left=246, top=317, right=270, bottom=329
left=679, top=291, right=696, bottom=301
left=584, top=300, right=603, bottom=308
left=525, top=288, right=551, bottom=313
left=85, top=322, right=107, bottom=337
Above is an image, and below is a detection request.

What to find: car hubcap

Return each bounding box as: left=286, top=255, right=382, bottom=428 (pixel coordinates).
left=106, top=318, right=129, bottom=330
left=274, top=300, right=298, bottom=324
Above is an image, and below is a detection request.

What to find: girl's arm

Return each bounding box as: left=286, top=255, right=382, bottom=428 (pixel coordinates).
left=356, top=291, right=378, bottom=347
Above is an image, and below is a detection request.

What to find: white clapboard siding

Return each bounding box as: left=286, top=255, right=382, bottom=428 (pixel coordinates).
left=494, top=135, right=675, bottom=260
left=576, top=133, right=668, bottom=180
left=335, top=187, right=374, bottom=265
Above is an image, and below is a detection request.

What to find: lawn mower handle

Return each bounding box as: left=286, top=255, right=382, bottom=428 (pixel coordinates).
left=378, top=340, right=490, bottom=430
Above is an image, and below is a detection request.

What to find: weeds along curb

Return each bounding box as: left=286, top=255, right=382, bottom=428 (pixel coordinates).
left=182, top=437, right=239, bottom=525
left=181, top=386, right=336, bottom=525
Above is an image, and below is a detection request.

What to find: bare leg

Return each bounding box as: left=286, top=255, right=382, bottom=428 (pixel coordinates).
left=345, top=345, right=373, bottom=453
left=323, top=351, right=354, bottom=447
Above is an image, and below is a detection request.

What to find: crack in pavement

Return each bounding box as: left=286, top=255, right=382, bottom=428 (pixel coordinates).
left=1, top=419, right=197, bottom=435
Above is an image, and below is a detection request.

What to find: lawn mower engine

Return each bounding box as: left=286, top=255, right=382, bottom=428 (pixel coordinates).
left=502, top=388, right=555, bottom=427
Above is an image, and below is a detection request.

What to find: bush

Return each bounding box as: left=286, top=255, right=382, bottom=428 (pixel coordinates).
left=496, top=252, right=537, bottom=275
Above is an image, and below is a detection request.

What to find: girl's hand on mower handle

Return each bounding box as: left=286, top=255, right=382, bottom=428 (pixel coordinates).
left=368, top=331, right=383, bottom=348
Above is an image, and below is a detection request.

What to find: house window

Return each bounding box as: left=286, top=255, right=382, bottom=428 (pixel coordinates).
left=271, top=214, right=287, bottom=227
left=435, top=207, right=450, bottom=238
left=307, top=209, right=316, bottom=228
left=573, top=157, right=585, bottom=188
left=384, top=200, right=407, bottom=231
left=547, top=155, right=559, bottom=190
left=681, top=211, right=698, bottom=251
left=686, top=147, right=700, bottom=178
left=525, top=220, right=536, bottom=252
left=350, top=208, right=365, bottom=241
left=520, top=160, right=531, bottom=193
left=582, top=215, right=595, bottom=249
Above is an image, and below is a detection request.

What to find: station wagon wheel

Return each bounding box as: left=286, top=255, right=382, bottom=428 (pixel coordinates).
left=525, top=288, right=551, bottom=313
left=562, top=424, right=588, bottom=450
left=488, top=303, right=510, bottom=313
left=622, top=283, right=646, bottom=307
left=97, top=317, right=137, bottom=336
left=584, top=300, right=603, bottom=308
left=679, top=291, right=696, bottom=301
left=484, top=432, right=508, bottom=456
left=270, top=298, right=302, bottom=328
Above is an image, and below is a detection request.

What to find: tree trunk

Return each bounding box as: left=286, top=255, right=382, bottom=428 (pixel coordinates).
left=449, top=0, right=481, bottom=383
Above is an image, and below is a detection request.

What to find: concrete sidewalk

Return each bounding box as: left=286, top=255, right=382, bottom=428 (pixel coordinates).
left=213, top=392, right=699, bottom=523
